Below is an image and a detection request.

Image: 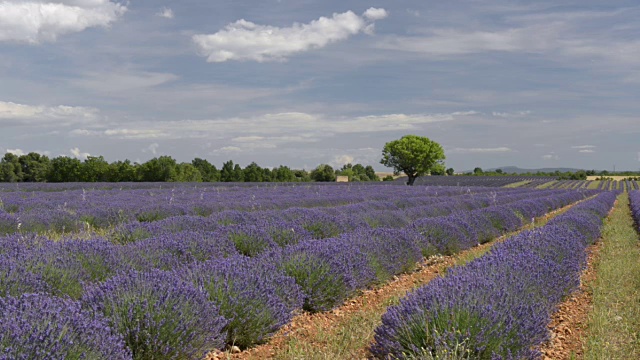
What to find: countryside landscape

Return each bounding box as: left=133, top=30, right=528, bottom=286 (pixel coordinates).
left=2, top=1, right=640, bottom=359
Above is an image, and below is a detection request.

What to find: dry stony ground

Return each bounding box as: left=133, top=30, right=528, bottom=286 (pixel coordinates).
left=541, top=199, right=618, bottom=359
left=540, top=241, right=602, bottom=359
left=206, top=199, right=600, bottom=360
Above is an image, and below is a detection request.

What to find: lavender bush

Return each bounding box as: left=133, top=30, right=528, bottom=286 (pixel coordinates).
left=23, top=239, right=131, bottom=299
left=283, top=208, right=367, bottom=239
left=630, top=191, right=640, bottom=229
left=269, top=238, right=376, bottom=312
left=411, top=217, right=468, bottom=256
left=82, top=269, right=227, bottom=359
left=124, top=230, right=239, bottom=271
left=179, top=255, right=303, bottom=348
left=0, top=256, right=49, bottom=298
left=254, top=219, right=313, bottom=247
left=342, top=227, right=423, bottom=282
left=0, top=293, right=131, bottom=359
left=216, top=224, right=277, bottom=257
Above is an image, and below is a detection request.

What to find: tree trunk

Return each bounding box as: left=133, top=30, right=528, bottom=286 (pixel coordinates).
left=406, top=175, right=417, bottom=186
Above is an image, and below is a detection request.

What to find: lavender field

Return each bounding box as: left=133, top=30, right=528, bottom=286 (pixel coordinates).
left=0, top=182, right=606, bottom=359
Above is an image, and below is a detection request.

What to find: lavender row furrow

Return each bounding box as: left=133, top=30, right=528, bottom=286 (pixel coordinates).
left=371, top=191, right=617, bottom=359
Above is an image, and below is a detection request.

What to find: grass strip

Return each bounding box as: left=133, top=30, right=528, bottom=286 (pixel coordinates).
left=583, top=194, right=640, bottom=359
left=503, top=180, right=530, bottom=188
left=537, top=181, right=557, bottom=189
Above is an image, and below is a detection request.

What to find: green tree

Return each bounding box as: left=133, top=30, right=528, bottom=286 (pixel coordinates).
left=138, top=156, right=178, bottom=182
left=221, top=161, right=244, bottom=182
left=19, top=152, right=51, bottom=182
left=293, top=169, right=311, bottom=182
left=261, top=167, right=273, bottom=182
left=473, top=167, right=483, bottom=175
left=80, top=156, right=110, bottom=182
left=175, top=163, right=203, bottom=182
left=364, top=165, right=378, bottom=181
left=192, top=158, right=220, bottom=182
left=243, top=162, right=264, bottom=182
left=220, top=160, right=235, bottom=182
left=446, top=167, right=455, bottom=176
left=0, top=153, right=23, bottom=182
left=109, top=160, right=139, bottom=182
left=380, top=135, right=446, bottom=186
left=233, top=164, right=245, bottom=182
left=310, top=164, right=336, bottom=182
left=48, top=156, right=82, bottom=182
left=273, top=165, right=296, bottom=182
left=431, top=167, right=445, bottom=175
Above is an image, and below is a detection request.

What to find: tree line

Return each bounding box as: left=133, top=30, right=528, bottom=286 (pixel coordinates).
left=0, top=152, right=381, bottom=183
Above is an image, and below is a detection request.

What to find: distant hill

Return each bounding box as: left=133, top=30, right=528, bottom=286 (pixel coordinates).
left=474, top=166, right=584, bottom=174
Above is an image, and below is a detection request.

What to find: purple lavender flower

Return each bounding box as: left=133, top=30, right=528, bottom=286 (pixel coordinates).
left=268, top=238, right=376, bottom=312
left=0, top=293, right=131, bottom=359
left=82, top=269, right=227, bottom=359
left=371, top=192, right=616, bottom=359
left=179, top=255, right=303, bottom=348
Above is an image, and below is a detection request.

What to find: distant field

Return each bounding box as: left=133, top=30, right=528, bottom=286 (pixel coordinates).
left=586, top=175, right=635, bottom=181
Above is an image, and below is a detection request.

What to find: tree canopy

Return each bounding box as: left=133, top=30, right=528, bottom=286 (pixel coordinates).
left=0, top=152, right=323, bottom=183
left=380, top=135, right=446, bottom=185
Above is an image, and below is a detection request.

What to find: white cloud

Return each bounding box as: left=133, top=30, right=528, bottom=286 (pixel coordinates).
left=5, top=148, right=50, bottom=156
left=377, top=25, right=557, bottom=56
left=72, top=71, right=179, bottom=93
left=232, top=136, right=265, bottom=143
left=0, top=1, right=127, bottom=44
left=156, top=7, right=174, bottom=19
left=579, top=149, right=594, bottom=153
left=103, top=129, right=167, bottom=139
left=193, top=8, right=388, bottom=62
left=70, top=147, right=90, bottom=160
left=143, top=143, right=159, bottom=155
left=542, top=154, right=559, bottom=160
left=0, top=101, right=99, bottom=125
left=492, top=111, right=531, bottom=118
left=363, top=8, right=388, bottom=21
left=450, top=147, right=512, bottom=154
left=571, top=145, right=595, bottom=149
left=6, top=148, right=25, bottom=156
left=212, top=146, right=243, bottom=154
left=68, top=111, right=474, bottom=141
left=69, top=129, right=98, bottom=136
left=406, top=9, right=421, bottom=17
left=331, top=154, right=355, bottom=168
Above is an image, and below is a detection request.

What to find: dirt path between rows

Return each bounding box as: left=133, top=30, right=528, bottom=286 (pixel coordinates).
left=540, top=199, right=617, bottom=359
left=539, top=241, right=602, bottom=360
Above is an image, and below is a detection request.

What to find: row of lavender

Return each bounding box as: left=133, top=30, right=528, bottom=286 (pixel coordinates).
left=109, top=188, right=589, bottom=246
left=630, top=191, right=640, bottom=230
left=0, top=185, right=585, bottom=236
left=0, top=185, right=496, bottom=234
left=371, top=191, right=617, bottom=359
left=0, top=188, right=591, bottom=358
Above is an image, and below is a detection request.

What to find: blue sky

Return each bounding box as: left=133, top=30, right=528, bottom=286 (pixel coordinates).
left=1, top=0, right=639, bottom=172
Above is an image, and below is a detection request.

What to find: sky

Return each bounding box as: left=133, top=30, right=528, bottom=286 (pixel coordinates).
left=1, top=0, right=639, bottom=172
